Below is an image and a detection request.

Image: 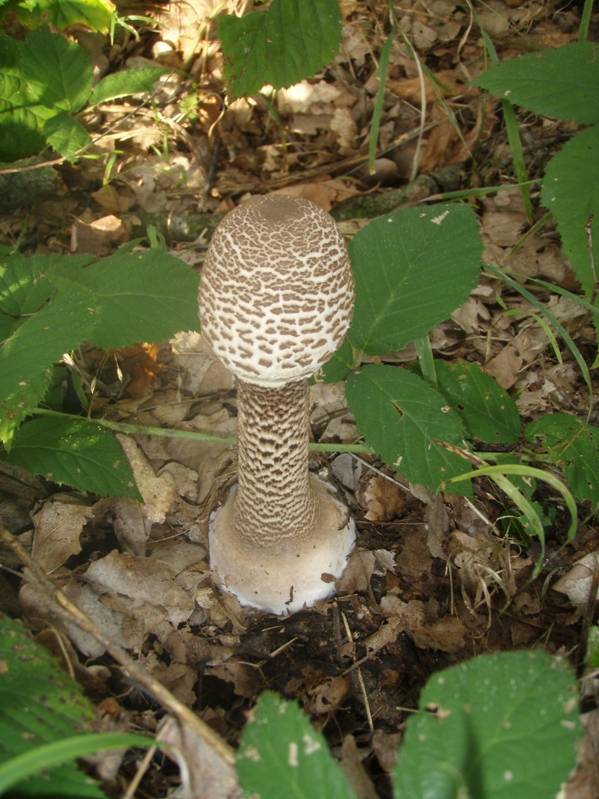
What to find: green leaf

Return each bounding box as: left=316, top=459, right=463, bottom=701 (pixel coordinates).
left=0, top=615, right=104, bottom=797
left=346, top=364, right=472, bottom=494
left=348, top=203, right=482, bottom=354
left=12, top=0, right=116, bottom=33
left=541, top=125, right=599, bottom=297
left=0, top=733, right=154, bottom=797
left=0, top=290, right=96, bottom=413
left=0, top=253, right=79, bottom=316
left=44, top=111, right=91, bottom=158
left=318, top=337, right=355, bottom=383
left=218, top=0, right=341, bottom=98
left=3, top=416, right=141, bottom=498
left=0, top=34, right=46, bottom=160
left=21, top=30, right=93, bottom=112
left=393, top=650, right=580, bottom=799
left=90, top=66, right=169, bottom=105
left=526, top=412, right=599, bottom=504
left=237, top=691, right=355, bottom=799
left=435, top=360, right=520, bottom=444
left=0, top=369, right=51, bottom=445
left=76, top=248, right=199, bottom=349
left=473, top=41, right=599, bottom=124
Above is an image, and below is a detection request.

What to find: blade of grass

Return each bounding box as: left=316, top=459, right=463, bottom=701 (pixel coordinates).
left=0, top=733, right=157, bottom=794
left=368, top=23, right=395, bottom=174
left=480, top=28, right=533, bottom=221
left=450, top=464, right=578, bottom=575
left=485, top=262, right=593, bottom=404
left=579, top=0, right=594, bottom=40
left=420, top=179, right=538, bottom=203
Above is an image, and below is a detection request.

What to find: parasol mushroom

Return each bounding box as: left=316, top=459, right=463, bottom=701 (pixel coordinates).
left=198, top=194, right=355, bottom=614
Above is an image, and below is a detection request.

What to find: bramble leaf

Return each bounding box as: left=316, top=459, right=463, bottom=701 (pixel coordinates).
left=346, top=364, right=471, bottom=494
left=474, top=41, right=599, bottom=124
left=218, top=0, right=341, bottom=98
left=348, top=204, right=482, bottom=355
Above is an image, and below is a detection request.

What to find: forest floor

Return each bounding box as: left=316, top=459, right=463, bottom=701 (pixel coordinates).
left=1, top=1, right=599, bottom=797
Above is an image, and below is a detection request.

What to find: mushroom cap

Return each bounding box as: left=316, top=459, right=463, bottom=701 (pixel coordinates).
left=199, top=194, right=354, bottom=387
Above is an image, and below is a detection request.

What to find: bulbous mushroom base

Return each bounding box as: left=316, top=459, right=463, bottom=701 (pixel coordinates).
left=209, top=476, right=355, bottom=615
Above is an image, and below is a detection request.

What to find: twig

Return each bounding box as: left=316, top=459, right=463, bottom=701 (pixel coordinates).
left=0, top=525, right=235, bottom=767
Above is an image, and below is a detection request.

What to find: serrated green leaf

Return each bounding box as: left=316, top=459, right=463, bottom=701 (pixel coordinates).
left=76, top=249, right=199, bottom=349
left=0, top=34, right=46, bottom=160
left=0, top=290, right=96, bottom=409
left=0, top=369, right=51, bottom=445
left=12, top=0, right=116, bottom=33
left=90, top=66, right=168, bottom=105
left=435, top=360, right=520, bottom=444
left=526, top=412, right=599, bottom=504
left=0, top=615, right=105, bottom=798
left=0, top=253, right=93, bottom=316
left=3, top=416, right=141, bottom=497
left=541, top=125, right=599, bottom=297
left=218, top=0, right=341, bottom=98
left=346, top=364, right=472, bottom=494
left=393, top=650, right=580, bottom=799
left=237, top=691, right=355, bottom=799
left=473, top=41, right=599, bottom=124
left=44, top=111, right=91, bottom=158
left=21, top=30, right=93, bottom=112
left=348, top=204, right=482, bottom=354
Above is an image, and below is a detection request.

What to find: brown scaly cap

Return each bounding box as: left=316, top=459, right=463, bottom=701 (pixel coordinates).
left=199, top=194, right=354, bottom=387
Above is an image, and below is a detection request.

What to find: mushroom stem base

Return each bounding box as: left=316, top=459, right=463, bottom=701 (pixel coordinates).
left=209, top=476, right=355, bottom=615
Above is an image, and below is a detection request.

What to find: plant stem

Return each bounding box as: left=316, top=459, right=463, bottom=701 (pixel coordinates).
left=32, top=407, right=372, bottom=455
left=579, top=0, right=594, bottom=40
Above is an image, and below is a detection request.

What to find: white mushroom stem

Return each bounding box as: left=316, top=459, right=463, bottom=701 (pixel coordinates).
left=235, top=379, right=316, bottom=546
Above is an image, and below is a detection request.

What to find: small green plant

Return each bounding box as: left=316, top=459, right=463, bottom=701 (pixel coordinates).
left=0, top=246, right=198, bottom=494
left=474, top=37, right=599, bottom=302
left=0, top=615, right=155, bottom=797
left=0, top=2, right=167, bottom=162
left=237, top=650, right=581, bottom=799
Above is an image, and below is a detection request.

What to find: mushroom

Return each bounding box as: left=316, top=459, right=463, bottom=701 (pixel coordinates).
left=198, top=194, right=355, bottom=614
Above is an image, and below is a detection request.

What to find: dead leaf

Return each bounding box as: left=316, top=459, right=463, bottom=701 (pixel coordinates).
left=336, top=549, right=375, bottom=594
left=117, top=435, right=178, bottom=524
left=159, top=716, right=241, bottom=799
left=340, top=735, right=379, bottom=799
left=357, top=475, right=407, bottom=522
left=484, top=345, right=522, bottom=389
left=305, top=675, right=351, bottom=715
left=564, top=709, right=599, bottom=799
left=32, top=500, right=93, bottom=573
left=553, top=553, right=599, bottom=607
left=84, top=550, right=197, bottom=627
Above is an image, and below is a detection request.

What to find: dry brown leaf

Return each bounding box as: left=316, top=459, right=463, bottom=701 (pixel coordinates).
left=84, top=550, right=197, bottom=627
left=484, top=345, right=522, bottom=389
left=159, top=716, right=241, bottom=799
left=340, top=735, right=379, bottom=799
left=553, top=553, right=599, bottom=607
left=32, top=500, right=93, bottom=573
left=73, top=214, right=128, bottom=255
left=117, top=435, right=178, bottom=524
left=336, top=549, right=375, bottom=594
left=564, top=709, right=599, bottom=799
left=305, top=675, right=351, bottom=715
left=357, top=475, right=407, bottom=522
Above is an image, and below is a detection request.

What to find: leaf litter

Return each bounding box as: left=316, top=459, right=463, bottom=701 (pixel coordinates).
left=1, top=1, right=599, bottom=796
